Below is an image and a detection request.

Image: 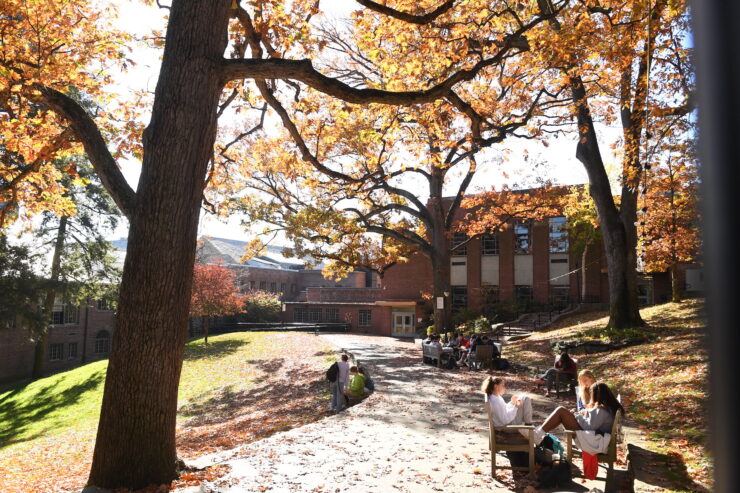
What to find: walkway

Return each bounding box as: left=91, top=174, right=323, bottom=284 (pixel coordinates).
left=178, top=334, right=619, bottom=492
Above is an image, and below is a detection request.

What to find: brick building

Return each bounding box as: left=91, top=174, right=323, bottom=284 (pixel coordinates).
left=1, top=298, right=116, bottom=385
left=282, top=200, right=704, bottom=338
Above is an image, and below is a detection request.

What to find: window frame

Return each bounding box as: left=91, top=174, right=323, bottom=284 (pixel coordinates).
left=514, top=220, right=532, bottom=254
left=358, top=309, right=372, bottom=327
left=49, top=343, right=63, bottom=361
left=451, top=286, right=468, bottom=309
left=68, top=342, right=78, bottom=359
left=450, top=232, right=468, bottom=256
left=482, top=233, right=500, bottom=255
left=326, top=308, right=340, bottom=323
left=548, top=216, right=569, bottom=253
left=94, top=330, right=110, bottom=354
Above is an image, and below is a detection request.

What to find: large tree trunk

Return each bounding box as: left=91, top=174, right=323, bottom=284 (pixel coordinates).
left=431, top=253, right=451, bottom=334
left=571, top=76, right=645, bottom=329
left=87, top=0, right=231, bottom=488
left=32, top=215, right=67, bottom=380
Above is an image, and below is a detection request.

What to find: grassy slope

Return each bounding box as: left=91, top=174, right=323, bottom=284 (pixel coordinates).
left=505, top=298, right=710, bottom=491
left=0, top=332, right=335, bottom=492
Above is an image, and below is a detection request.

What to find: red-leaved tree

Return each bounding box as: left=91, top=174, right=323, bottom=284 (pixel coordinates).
left=190, top=263, right=246, bottom=344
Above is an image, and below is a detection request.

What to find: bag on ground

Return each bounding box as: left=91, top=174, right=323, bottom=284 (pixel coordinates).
left=537, top=459, right=572, bottom=488
left=326, top=362, right=339, bottom=382
left=505, top=451, right=530, bottom=468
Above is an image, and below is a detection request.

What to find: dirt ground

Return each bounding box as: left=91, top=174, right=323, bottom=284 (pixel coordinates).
left=173, top=334, right=636, bottom=493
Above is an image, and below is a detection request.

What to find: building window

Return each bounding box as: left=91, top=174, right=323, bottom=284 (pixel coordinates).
left=290, top=283, right=297, bottom=293
left=68, top=342, right=78, bottom=359
left=52, top=303, right=79, bottom=325
left=359, top=310, right=372, bottom=327
left=451, top=286, right=468, bottom=309
left=482, top=233, right=499, bottom=255
left=550, top=286, right=570, bottom=307
left=259, top=281, right=266, bottom=290
left=97, top=299, right=113, bottom=311
left=308, top=308, right=322, bottom=323
left=280, top=283, right=286, bottom=293
left=450, top=232, right=468, bottom=255
left=95, top=330, right=110, bottom=354
left=294, top=308, right=307, bottom=323
left=515, top=285, right=533, bottom=305
left=250, top=280, right=256, bottom=290
left=326, top=308, right=340, bottom=322
left=514, top=221, right=532, bottom=254
left=549, top=217, right=568, bottom=253
left=270, top=282, right=277, bottom=293
left=49, top=343, right=63, bottom=361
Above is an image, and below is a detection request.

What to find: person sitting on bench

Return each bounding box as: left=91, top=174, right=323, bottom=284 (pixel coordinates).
left=531, top=382, right=623, bottom=444
left=482, top=376, right=533, bottom=432
left=535, top=351, right=577, bottom=397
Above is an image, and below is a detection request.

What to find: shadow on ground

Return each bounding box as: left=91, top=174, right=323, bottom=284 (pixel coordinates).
left=0, top=369, right=105, bottom=448
left=184, top=338, right=250, bottom=361
left=628, top=443, right=710, bottom=493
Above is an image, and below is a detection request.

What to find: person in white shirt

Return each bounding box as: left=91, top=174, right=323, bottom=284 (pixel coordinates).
left=481, top=376, right=533, bottom=428
left=333, top=354, right=351, bottom=412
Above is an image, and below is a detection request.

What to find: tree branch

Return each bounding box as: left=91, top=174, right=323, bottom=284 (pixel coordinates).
left=36, top=86, right=137, bottom=217
left=355, top=0, right=456, bottom=25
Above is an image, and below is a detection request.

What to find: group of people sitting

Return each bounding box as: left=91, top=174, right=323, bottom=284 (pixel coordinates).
left=424, top=331, right=502, bottom=369
left=482, top=369, right=623, bottom=445
left=330, top=354, right=375, bottom=413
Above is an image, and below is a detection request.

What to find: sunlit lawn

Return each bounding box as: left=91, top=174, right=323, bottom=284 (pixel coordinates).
left=0, top=331, right=335, bottom=493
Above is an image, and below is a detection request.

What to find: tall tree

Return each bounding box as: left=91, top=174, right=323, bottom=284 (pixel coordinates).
left=31, top=158, right=121, bottom=379
left=532, top=0, right=694, bottom=328
left=190, top=262, right=246, bottom=344
left=640, top=141, right=700, bottom=302
left=222, top=11, right=565, bottom=332
left=2, top=0, right=565, bottom=487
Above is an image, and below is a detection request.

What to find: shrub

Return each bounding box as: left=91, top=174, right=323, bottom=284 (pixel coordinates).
left=473, top=316, right=491, bottom=333
left=451, top=307, right=479, bottom=328
left=239, top=290, right=282, bottom=322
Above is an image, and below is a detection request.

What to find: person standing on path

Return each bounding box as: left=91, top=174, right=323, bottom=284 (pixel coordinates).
left=333, top=354, right=350, bottom=412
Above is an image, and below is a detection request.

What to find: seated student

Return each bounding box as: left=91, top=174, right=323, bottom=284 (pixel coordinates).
left=358, top=366, right=375, bottom=393
left=449, top=331, right=461, bottom=348
left=531, top=382, right=623, bottom=444
left=481, top=376, right=533, bottom=433
left=535, top=351, right=578, bottom=397
left=344, top=366, right=367, bottom=400
left=575, top=369, right=596, bottom=412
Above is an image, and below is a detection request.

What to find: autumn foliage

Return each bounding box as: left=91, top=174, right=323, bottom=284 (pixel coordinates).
left=190, top=263, right=246, bottom=342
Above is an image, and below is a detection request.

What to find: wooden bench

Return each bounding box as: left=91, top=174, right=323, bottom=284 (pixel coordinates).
left=484, top=394, right=536, bottom=479
left=421, top=342, right=444, bottom=367
left=565, top=406, right=623, bottom=483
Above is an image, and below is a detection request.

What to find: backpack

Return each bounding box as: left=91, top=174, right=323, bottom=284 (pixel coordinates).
left=326, top=362, right=339, bottom=382
left=537, top=459, right=572, bottom=488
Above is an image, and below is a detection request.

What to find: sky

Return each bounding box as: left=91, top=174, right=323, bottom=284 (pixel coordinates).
left=104, top=0, right=604, bottom=244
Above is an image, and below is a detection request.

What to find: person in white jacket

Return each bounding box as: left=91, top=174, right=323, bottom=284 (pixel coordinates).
left=481, top=376, right=533, bottom=427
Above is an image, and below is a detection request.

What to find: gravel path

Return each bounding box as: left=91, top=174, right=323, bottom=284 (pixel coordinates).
left=178, top=334, right=618, bottom=493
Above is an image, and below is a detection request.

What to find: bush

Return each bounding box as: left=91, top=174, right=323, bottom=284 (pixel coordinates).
left=473, top=316, right=491, bottom=333
left=240, top=290, right=282, bottom=322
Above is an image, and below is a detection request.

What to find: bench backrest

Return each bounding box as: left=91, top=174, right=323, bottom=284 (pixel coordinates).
left=423, top=343, right=442, bottom=358
left=476, top=344, right=493, bottom=362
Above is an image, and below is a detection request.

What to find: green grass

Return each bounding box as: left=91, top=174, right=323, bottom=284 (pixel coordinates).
left=0, top=331, right=332, bottom=452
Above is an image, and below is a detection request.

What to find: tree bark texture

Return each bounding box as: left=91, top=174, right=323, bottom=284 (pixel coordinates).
left=571, top=76, right=645, bottom=329
left=87, top=0, right=231, bottom=488
left=32, top=215, right=67, bottom=380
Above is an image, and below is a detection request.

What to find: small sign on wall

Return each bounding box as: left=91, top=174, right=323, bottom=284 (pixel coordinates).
left=436, top=296, right=444, bottom=310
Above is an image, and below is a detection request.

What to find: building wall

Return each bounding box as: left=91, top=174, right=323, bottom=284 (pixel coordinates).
left=283, top=303, right=393, bottom=337
left=0, top=301, right=116, bottom=385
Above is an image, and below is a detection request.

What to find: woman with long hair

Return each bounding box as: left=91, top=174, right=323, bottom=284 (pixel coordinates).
left=576, top=370, right=596, bottom=411
left=532, top=381, right=623, bottom=444
left=481, top=376, right=533, bottom=428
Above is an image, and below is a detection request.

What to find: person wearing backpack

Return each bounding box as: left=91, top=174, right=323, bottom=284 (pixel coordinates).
left=327, top=354, right=350, bottom=413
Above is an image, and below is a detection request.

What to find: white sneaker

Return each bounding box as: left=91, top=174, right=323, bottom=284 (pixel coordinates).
left=533, top=427, right=545, bottom=445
